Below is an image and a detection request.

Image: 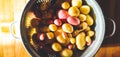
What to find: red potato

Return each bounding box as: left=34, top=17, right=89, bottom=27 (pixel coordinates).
left=86, top=36, right=92, bottom=46
left=58, top=10, right=69, bottom=19
left=54, top=19, right=62, bottom=26
left=68, top=44, right=74, bottom=49
left=38, top=33, right=45, bottom=41
left=67, top=16, right=80, bottom=25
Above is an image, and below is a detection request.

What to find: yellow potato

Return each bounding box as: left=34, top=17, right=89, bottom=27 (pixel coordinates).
left=80, top=22, right=88, bottom=30
left=62, top=23, right=73, bottom=33
left=49, top=24, right=57, bottom=31
left=86, top=36, right=92, bottom=46
left=46, top=32, right=54, bottom=39
left=87, top=30, right=95, bottom=37
left=79, top=14, right=87, bottom=22
left=86, top=36, right=91, bottom=43
left=61, top=48, right=73, bottom=57
left=61, top=2, right=70, bottom=9
left=56, top=35, right=66, bottom=44
left=52, top=43, right=62, bottom=52
left=85, top=26, right=91, bottom=31
left=54, top=27, right=63, bottom=36
left=80, top=5, right=90, bottom=14
left=70, top=38, right=76, bottom=44
left=76, top=32, right=86, bottom=50
left=72, top=0, right=82, bottom=7
left=68, top=6, right=80, bottom=17
left=86, top=15, right=94, bottom=26
left=62, top=32, right=68, bottom=39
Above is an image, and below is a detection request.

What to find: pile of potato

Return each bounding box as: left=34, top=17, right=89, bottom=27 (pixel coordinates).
left=26, top=0, right=95, bottom=57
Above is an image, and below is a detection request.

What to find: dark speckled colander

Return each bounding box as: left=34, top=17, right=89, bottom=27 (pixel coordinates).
left=10, top=0, right=116, bottom=57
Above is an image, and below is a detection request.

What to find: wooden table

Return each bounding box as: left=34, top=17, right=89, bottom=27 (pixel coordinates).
left=0, top=33, right=120, bottom=57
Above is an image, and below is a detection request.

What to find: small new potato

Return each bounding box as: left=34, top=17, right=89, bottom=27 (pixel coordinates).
left=67, top=16, right=80, bottom=25
left=52, top=43, right=62, bottom=52
left=68, top=44, right=74, bottom=49
left=76, top=32, right=86, bottom=50
left=72, top=0, right=82, bottom=7
left=61, top=48, right=73, bottom=57
left=86, top=15, right=94, bottom=26
left=80, top=22, right=88, bottom=30
left=39, top=33, right=45, bottom=41
left=79, top=14, right=87, bottom=22
left=58, top=10, right=69, bottom=19
left=54, top=19, right=62, bottom=26
left=46, top=32, right=54, bottom=39
left=70, top=38, right=76, bottom=44
left=62, top=32, right=68, bottom=39
left=62, top=23, right=73, bottom=33
left=49, top=24, right=57, bottom=31
left=87, top=30, right=95, bottom=37
left=61, top=2, right=70, bottom=9
left=85, top=26, right=91, bottom=31
left=68, top=6, right=80, bottom=17
left=86, top=36, right=92, bottom=46
left=54, top=27, right=63, bottom=36
left=80, top=5, right=90, bottom=14
left=56, top=35, right=66, bottom=44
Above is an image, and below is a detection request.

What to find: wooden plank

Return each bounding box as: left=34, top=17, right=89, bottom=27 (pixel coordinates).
left=0, top=37, right=4, bottom=57
left=15, top=39, right=30, bottom=57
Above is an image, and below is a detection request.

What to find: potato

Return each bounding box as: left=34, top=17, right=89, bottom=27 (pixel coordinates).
left=72, top=0, right=82, bottom=7
left=79, top=14, right=87, bottom=22
left=80, top=22, right=88, bottom=30
left=86, top=15, right=94, bottom=26
left=87, top=30, right=95, bottom=37
left=62, top=23, right=73, bottom=33
left=62, top=32, right=68, bottom=39
left=85, top=26, right=91, bottom=31
left=49, top=24, right=57, bottom=31
left=54, top=19, right=62, bottom=26
left=54, top=27, right=63, bottom=36
left=61, top=48, right=73, bottom=57
left=67, top=16, right=80, bottom=25
left=70, top=38, right=76, bottom=44
left=52, top=43, right=62, bottom=52
left=86, top=36, right=92, bottom=46
left=76, top=32, right=86, bottom=50
left=68, top=6, right=80, bottom=17
left=56, top=35, right=66, bottom=44
left=61, top=2, right=70, bottom=9
left=46, top=32, right=54, bottom=39
left=80, top=5, right=90, bottom=14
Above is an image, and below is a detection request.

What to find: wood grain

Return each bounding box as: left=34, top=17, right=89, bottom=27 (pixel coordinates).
left=0, top=35, right=120, bottom=57
left=0, top=34, right=30, bottom=57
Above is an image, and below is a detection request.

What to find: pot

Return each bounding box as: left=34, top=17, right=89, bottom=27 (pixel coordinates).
left=10, top=0, right=116, bottom=57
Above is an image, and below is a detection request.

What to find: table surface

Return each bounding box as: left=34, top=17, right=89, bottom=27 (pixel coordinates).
left=0, top=0, right=120, bottom=57
left=0, top=34, right=120, bottom=57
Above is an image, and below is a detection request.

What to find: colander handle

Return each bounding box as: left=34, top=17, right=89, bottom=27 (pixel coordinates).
left=105, top=18, right=116, bottom=38
left=10, top=21, right=20, bottom=39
